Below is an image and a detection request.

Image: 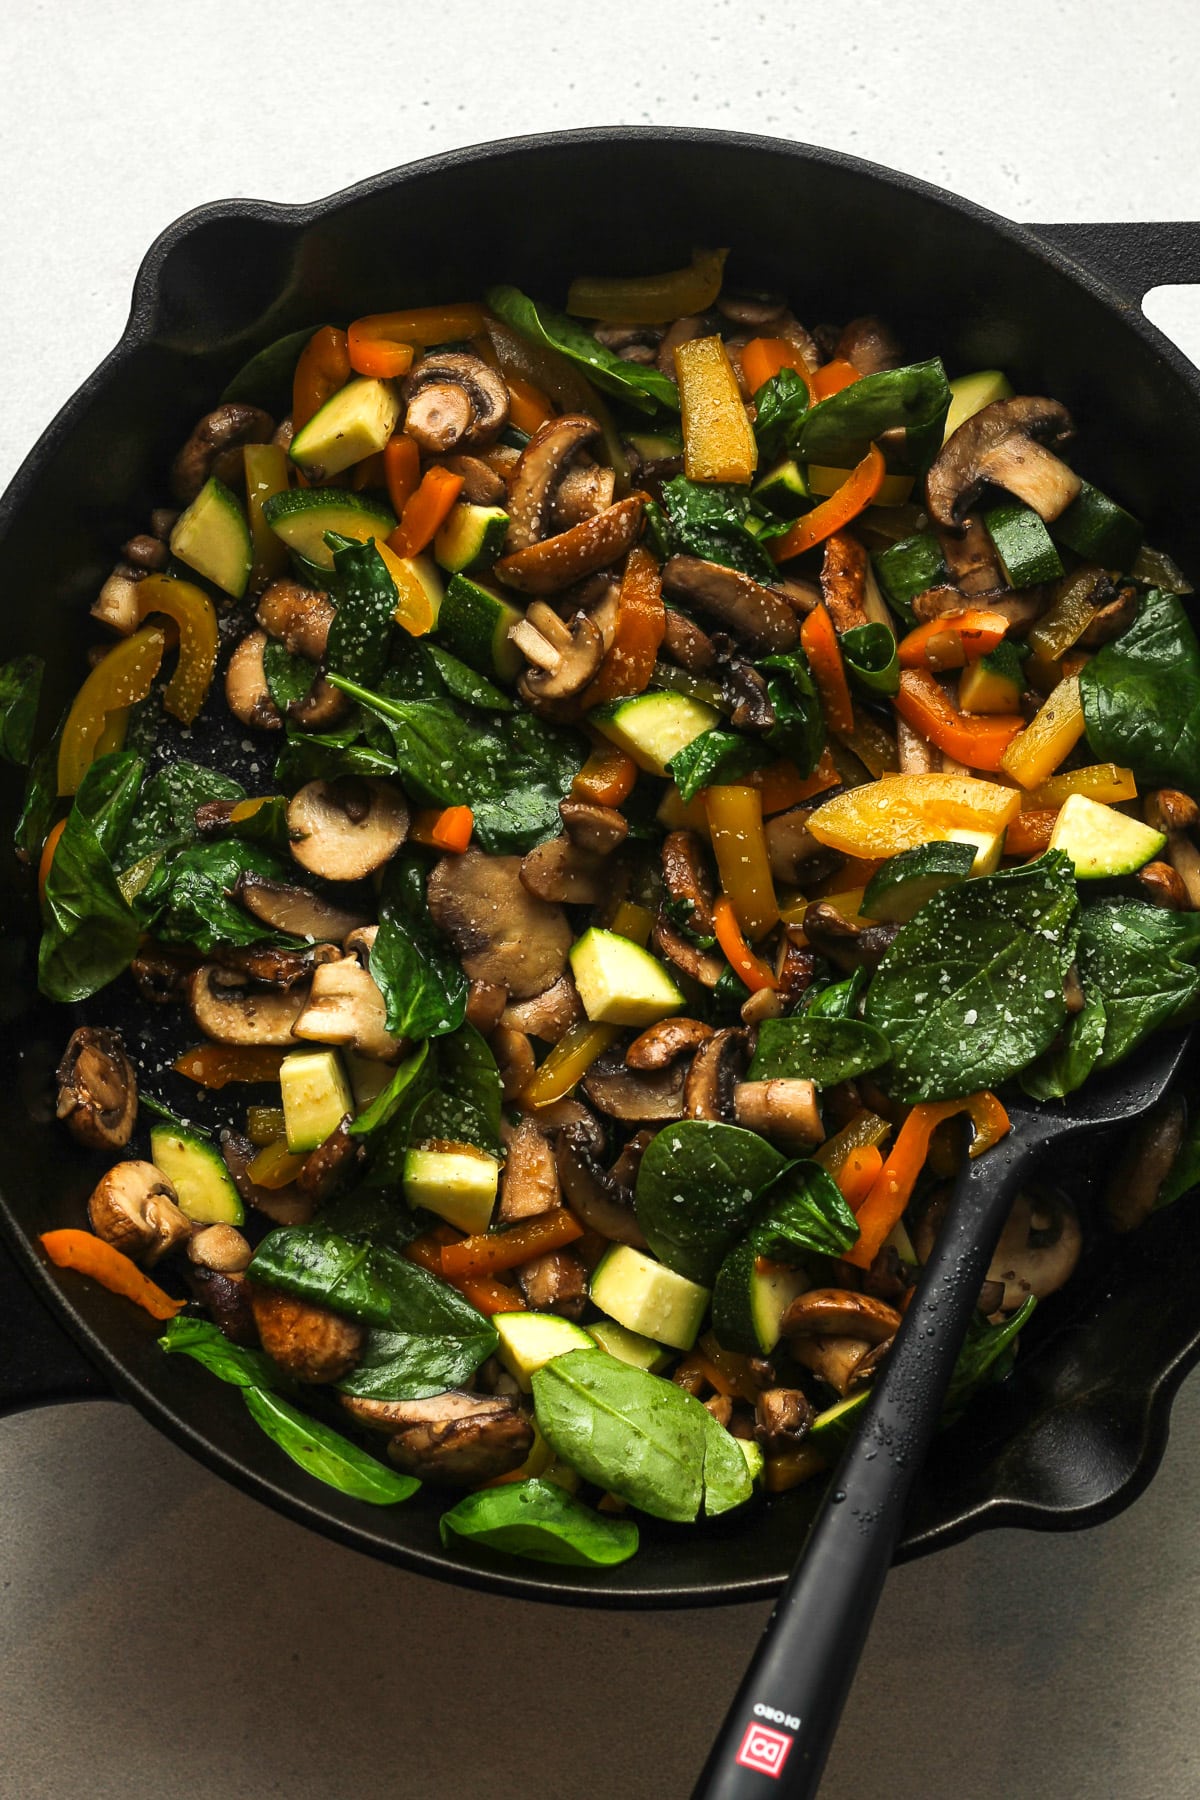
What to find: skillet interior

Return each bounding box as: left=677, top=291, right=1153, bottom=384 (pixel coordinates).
left=3, top=127, right=1200, bottom=1607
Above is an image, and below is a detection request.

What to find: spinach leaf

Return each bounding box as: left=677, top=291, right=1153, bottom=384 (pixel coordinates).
left=160, top=1315, right=280, bottom=1390
left=412, top=1023, right=503, bottom=1155
left=121, top=760, right=244, bottom=864
left=864, top=853, right=1078, bottom=1102
left=439, top=1477, right=640, bottom=1567
left=250, top=1226, right=393, bottom=1322
left=0, top=655, right=43, bottom=765
left=331, top=675, right=584, bottom=853
left=14, top=734, right=59, bottom=864
left=532, top=1349, right=751, bottom=1522
left=752, top=368, right=811, bottom=460
left=1020, top=990, right=1107, bottom=1102
left=339, top=1319, right=495, bottom=1402
left=635, top=1120, right=785, bottom=1283
left=841, top=623, right=900, bottom=697
left=1159, top=1111, right=1200, bottom=1209
left=943, top=1296, right=1036, bottom=1419
left=325, top=537, right=398, bottom=688
left=38, top=752, right=144, bottom=1003
left=224, top=794, right=292, bottom=852
left=263, top=639, right=315, bottom=713
left=748, top=1158, right=859, bottom=1262
left=348, top=1041, right=430, bottom=1138
left=698, top=1406, right=756, bottom=1518
left=317, top=1186, right=424, bottom=1251
left=135, top=839, right=300, bottom=952
left=661, top=476, right=778, bottom=583
left=758, top=651, right=826, bottom=776
left=748, top=1016, right=891, bottom=1086
left=486, top=285, right=678, bottom=416
left=369, top=853, right=468, bottom=1041
left=1072, top=900, right=1200, bottom=1069
left=243, top=1386, right=419, bottom=1503
left=669, top=728, right=769, bottom=803
left=807, top=968, right=868, bottom=1021
left=275, top=729, right=397, bottom=788
left=421, top=643, right=514, bottom=713
left=1079, top=588, right=1200, bottom=788
left=796, top=359, right=951, bottom=471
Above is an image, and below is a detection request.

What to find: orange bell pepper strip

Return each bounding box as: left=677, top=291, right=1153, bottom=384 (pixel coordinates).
left=836, top=1143, right=885, bottom=1211
left=352, top=451, right=386, bottom=491
left=458, top=1277, right=526, bottom=1316
left=37, top=816, right=66, bottom=903
left=383, top=433, right=421, bottom=517
left=292, top=326, right=351, bottom=433
left=520, top=1020, right=621, bottom=1108
left=753, top=746, right=841, bottom=814
left=440, top=1208, right=585, bottom=1279
left=741, top=337, right=816, bottom=405
left=405, top=1227, right=460, bottom=1275
left=388, top=465, right=464, bottom=559
left=173, top=1044, right=287, bottom=1088
left=1004, top=810, right=1057, bottom=858
left=705, top=785, right=779, bottom=940
left=799, top=604, right=855, bottom=736
left=772, top=444, right=886, bottom=562
left=410, top=805, right=474, bottom=853
left=572, top=743, right=638, bottom=807
left=346, top=314, right=415, bottom=381
left=811, top=359, right=860, bottom=399
left=136, top=574, right=219, bottom=726
left=897, top=610, right=1010, bottom=673
left=39, top=1229, right=186, bottom=1321
left=844, top=1093, right=1010, bottom=1270
left=894, top=669, right=1024, bottom=773
left=57, top=624, right=165, bottom=796
left=243, top=443, right=290, bottom=587
left=359, top=304, right=487, bottom=351
left=713, top=895, right=778, bottom=991
left=579, top=545, right=666, bottom=707
left=506, top=373, right=554, bottom=436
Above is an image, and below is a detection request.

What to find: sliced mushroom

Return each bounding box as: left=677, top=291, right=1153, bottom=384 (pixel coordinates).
left=553, top=463, right=617, bottom=532
left=297, top=1119, right=359, bottom=1201
left=56, top=1027, right=137, bottom=1149
left=211, top=943, right=321, bottom=989
left=498, top=1116, right=560, bottom=1222
left=221, top=1131, right=316, bottom=1226
left=912, top=583, right=1047, bottom=632
left=189, top=965, right=309, bottom=1046
left=441, top=453, right=507, bottom=506
left=683, top=1028, right=748, bottom=1121
left=559, top=799, right=629, bottom=855
left=936, top=517, right=1005, bottom=597
left=510, top=603, right=606, bottom=701
left=734, top=1079, right=823, bottom=1150
left=225, top=631, right=282, bottom=731
left=626, top=1017, right=715, bottom=1069
left=87, top=1161, right=190, bottom=1265
left=926, top=396, right=1079, bottom=530
left=427, top=847, right=572, bottom=998
left=188, top=1224, right=253, bottom=1273
left=256, top=577, right=334, bottom=660
left=519, top=833, right=606, bottom=903
left=516, top=1249, right=588, bottom=1319
left=292, top=956, right=401, bottom=1061
left=790, top=1334, right=874, bottom=1398
left=833, top=316, right=902, bottom=374
left=402, top=351, right=509, bottom=454
left=172, top=403, right=274, bottom=504
left=186, top=1266, right=257, bottom=1345
left=250, top=1285, right=365, bottom=1383
left=466, top=978, right=509, bottom=1034
left=1136, top=862, right=1188, bottom=909
left=91, top=569, right=142, bottom=635
left=582, top=1047, right=687, bottom=1122
left=781, top=1288, right=902, bottom=1344
left=491, top=1024, right=536, bottom=1100
left=653, top=828, right=725, bottom=987
left=554, top=1117, right=648, bottom=1247
left=764, top=807, right=826, bottom=885
left=1078, top=584, right=1139, bottom=648
left=288, top=672, right=352, bottom=732
left=234, top=872, right=369, bottom=942
left=656, top=314, right=706, bottom=375
left=130, top=942, right=198, bottom=1005
left=984, top=1189, right=1082, bottom=1308
left=802, top=903, right=901, bottom=972
left=343, top=1390, right=534, bottom=1484
left=506, top=414, right=602, bottom=551
left=496, top=498, right=644, bottom=596
left=500, top=973, right=583, bottom=1043
left=287, top=778, right=409, bottom=883
left=1105, top=1097, right=1187, bottom=1233
left=1145, top=789, right=1200, bottom=909
left=661, top=607, right=718, bottom=673
left=719, top=653, right=776, bottom=732
left=662, top=556, right=800, bottom=653
left=820, top=531, right=869, bottom=631
left=754, top=1386, right=816, bottom=1453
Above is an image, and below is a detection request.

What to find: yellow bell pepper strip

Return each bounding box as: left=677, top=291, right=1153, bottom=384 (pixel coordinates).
left=243, top=442, right=290, bottom=588
left=813, top=1109, right=893, bottom=1174
left=388, top=465, right=464, bottom=559
left=807, top=463, right=914, bottom=507
left=1022, top=761, right=1137, bottom=810
left=764, top=1444, right=830, bottom=1493
left=37, top=817, right=67, bottom=904
left=844, top=1092, right=1010, bottom=1271
left=741, top=337, right=816, bottom=405
left=136, top=573, right=219, bottom=725
left=292, top=326, right=351, bottom=434
left=572, top=742, right=638, bottom=807
left=247, top=1139, right=307, bottom=1190
left=173, top=1044, right=287, bottom=1088
left=713, top=895, right=779, bottom=992
left=806, top=771, right=1022, bottom=858
left=346, top=314, right=416, bottom=381
left=836, top=1143, right=885, bottom=1210
left=383, top=433, right=421, bottom=516
left=93, top=706, right=130, bottom=758
left=999, top=674, right=1086, bottom=790
left=375, top=541, right=439, bottom=637
left=606, top=899, right=654, bottom=947
left=1026, top=567, right=1103, bottom=663
left=57, top=624, right=165, bottom=796
left=566, top=248, right=727, bottom=323
left=39, top=1230, right=186, bottom=1321
left=410, top=804, right=474, bottom=853
left=800, top=603, right=854, bottom=735
left=771, top=444, right=887, bottom=561
left=895, top=669, right=1024, bottom=773
left=674, top=335, right=758, bottom=484
left=245, top=1105, right=287, bottom=1146
left=705, top=784, right=779, bottom=940
left=440, top=1207, right=584, bottom=1279
left=578, top=545, right=666, bottom=708
left=521, top=1020, right=622, bottom=1108
left=897, top=610, right=1010, bottom=672
left=1004, top=810, right=1057, bottom=858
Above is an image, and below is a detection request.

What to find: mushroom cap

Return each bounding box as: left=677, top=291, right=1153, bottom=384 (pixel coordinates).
left=925, top=396, right=1075, bottom=531
left=171, top=403, right=273, bottom=505
left=189, top=965, right=309, bottom=1047
left=581, top=1046, right=688, bottom=1122
left=500, top=973, right=583, bottom=1044
left=385, top=1393, right=534, bottom=1486
left=506, top=413, right=602, bottom=552
left=683, top=1027, right=748, bottom=1121
left=87, top=1161, right=191, bottom=1266
left=250, top=1285, right=365, bottom=1383
left=235, top=872, right=369, bottom=943
left=625, top=1016, right=715, bottom=1070
left=225, top=632, right=282, bottom=732
left=512, top=604, right=607, bottom=702
left=983, top=1189, right=1082, bottom=1307
left=256, top=577, right=334, bottom=661
left=402, top=351, right=509, bottom=453
left=781, top=1288, right=902, bottom=1345
left=426, top=847, right=572, bottom=998
left=287, top=778, right=409, bottom=883
left=292, top=955, right=401, bottom=1062
left=733, top=1079, right=823, bottom=1150
left=558, top=799, right=629, bottom=856
left=187, top=1224, right=253, bottom=1273
left=55, top=1027, right=138, bottom=1150
left=554, top=1119, right=648, bottom=1248
left=519, top=833, right=606, bottom=902
left=661, top=556, right=801, bottom=653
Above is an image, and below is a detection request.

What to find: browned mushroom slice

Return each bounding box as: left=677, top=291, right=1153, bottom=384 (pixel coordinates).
left=626, top=1017, right=714, bottom=1069
left=509, top=603, right=606, bottom=701
left=754, top=1386, right=816, bottom=1453
left=87, top=1161, right=190, bottom=1265
left=833, top=316, right=902, bottom=374
left=765, top=807, right=827, bottom=885
left=683, top=1027, right=748, bottom=1121
left=1137, top=862, right=1188, bottom=909
left=297, top=1120, right=359, bottom=1201
left=661, top=607, right=717, bottom=673
left=983, top=1190, right=1082, bottom=1307
left=287, top=778, right=409, bottom=883
left=186, top=1266, right=258, bottom=1345
left=402, top=351, right=509, bottom=454
left=1105, top=1097, right=1188, bottom=1232
left=498, top=1116, right=560, bottom=1222
left=734, top=1079, right=823, bottom=1150
left=189, top=965, right=309, bottom=1046
left=221, top=1131, right=316, bottom=1226
left=250, top=1284, right=365, bottom=1383
left=491, top=1025, right=536, bottom=1100
left=287, top=673, right=352, bottom=732
left=130, top=942, right=198, bottom=1005
left=819, top=531, right=869, bottom=631
left=211, top=944, right=318, bottom=989
left=719, top=654, right=776, bottom=732
left=348, top=1391, right=534, bottom=1486
left=661, top=556, right=800, bottom=653
left=935, top=517, right=1005, bottom=597
left=517, top=1248, right=588, bottom=1319
left=1078, top=583, right=1138, bottom=648
left=256, top=577, right=335, bottom=660
left=558, top=799, right=629, bottom=856
left=790, top=1334, right=875, bottom=1398
left=802, top=903, right=900, bottom=972
left=427, top=847, right=572, bottom=998
left=235, top=872, right=369, bottom=942
left=519, top=833, right=606, bottom=903
left=656, top=314, right=706, bottom=375
left=582, top=1047, right=687, bottom=1122
left=911, top=582, right=1047, bottom=632
left=554, top=1117, right=648, bottom=1248
left=171, top=403, right=274, bottom=504
left=653, top=917, right=725, bottom=989
left=925, top=397, right=1079, bottom=530
left=466, top=978, right=509, bottom=1034
left=188, top=1224, right=253, bottom=1273
left=652, top=828, right=726, bottom=987
left=506, top=413, right=602, bottom=551
left=292, top=956, right=401, bottom=1061
left=225, top=631, right=282, bottom=731
left=500, top=973, right=583, bottom=1044
left=441, top=453, right=508, bottom=506
left=781, top=1289, right=902, bottom=1344
left=1145, top=789, right=1200, bottom=908
left=552, top=462, right=616, bottom=531
left=56, top=1027, right=138, bottom=1149
left=495, top=497, right=644, bottom=595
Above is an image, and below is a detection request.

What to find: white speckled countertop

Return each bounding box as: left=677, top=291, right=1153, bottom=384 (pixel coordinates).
left=3, top=4, right=1200, bottom=1795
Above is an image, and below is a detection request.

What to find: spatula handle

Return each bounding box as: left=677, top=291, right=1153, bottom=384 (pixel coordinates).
left=690, top=1119, right=1039, bottom=1800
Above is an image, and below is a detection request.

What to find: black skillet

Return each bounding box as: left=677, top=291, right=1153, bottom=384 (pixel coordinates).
left=1, top=128, right=1199, bottom=1611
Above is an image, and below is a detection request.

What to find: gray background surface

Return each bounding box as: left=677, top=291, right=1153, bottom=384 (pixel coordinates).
left=3, top=3, right=1200, bottom=1795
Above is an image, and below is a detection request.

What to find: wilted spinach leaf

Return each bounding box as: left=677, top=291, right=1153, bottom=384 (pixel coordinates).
left=943, top=1296, right=1036, bottom=1419
left=275, top=728, right=397, bottom=788
left=806, top=968, right=868, bottom=1021
left=135, top=838, right=301, bottom=952
left=1072, top=900, right=1200, bottom=1069
left=758, top=651, right=826, bottom=776
left=325, top=536, right=399, bottom=688
left=121, top=759, right=244, bottom=864
left=421, top=643, right=514, bottom=713
left=748, top=1016, right=891, bottom=1086
left=369, top=852, right=468, bottom=1041
left=0, top=655, right=43, bottom=765
left=486, top=285, right=678, bottom=415
left=263, top=639, right=316, bottom=713
left=14, top=733, right=59, bottom=864
left=38, top=752, right=144, bottom=1003
left=1080, top=587, right=1200, bottom=789
left=635, top=1120, right=785, bottom=1283
left=661, top=476, right=778, bottom=583
left=348, top=1042, right=430, bottom=1138
left=669, top=728, right=769, bottom=803
left=1020, top=990, right=1108, bottom=1102
left=747, top=1158, right=859, bottom=1262
left=440, top=1478, right=640, bottom=1567
left=841, top=623, right=899, bottom=697
left=243, top=1386, right=420, bottom=1503
left=752, top=368, right=811, bottom=461
left=410, top=1023, right=503, bottom=1155
left=159, top=1315, right=280, bottom=1390
left=796, top=359, right=951, bottom=471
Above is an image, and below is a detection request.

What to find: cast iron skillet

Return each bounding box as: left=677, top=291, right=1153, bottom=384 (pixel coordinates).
left=2, top=127, right=1199, bottom=1608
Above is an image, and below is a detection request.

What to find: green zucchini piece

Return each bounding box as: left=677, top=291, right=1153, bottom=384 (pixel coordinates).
left=169, top=477, right=253, bottom=598
left=289, top=376, right=402, bottom=478
left=590, top=690, right=720, bottom=776
left=711, top=1239, right=809, bottom=1356
left=280, top=1049, right=354, bottom=1152
left=1051, top=479, right=1143, bottom=571
left=437, top=574, right=525, bottom=681
left=1047, top=792, right=1165, bottom=878
left=589, top=1244, right=710, bottom=1352
left=983, top=502, right=1064, bottom=588
left=862, top=840, right=977, bottom=924
left=433, top=502, right=510, bottom=574
left=752, top=458, right=812, bottom=519
left=150, top=1124, right=244, bottom=1226
left=261, top=488, right=395, bottom=570
left=958, top=639, right=1025, bottom=713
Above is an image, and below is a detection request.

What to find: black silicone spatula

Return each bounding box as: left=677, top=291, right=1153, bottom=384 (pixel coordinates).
left=692, top=1029, right=1193, bottom=1800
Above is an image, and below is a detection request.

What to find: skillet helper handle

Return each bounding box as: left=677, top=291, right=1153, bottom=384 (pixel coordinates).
left=0, top=1228, right=109, bottom=1415
left=690, top=1119, right=1040, bottom=1800
left=1030, top=221, right=1200, bottom=307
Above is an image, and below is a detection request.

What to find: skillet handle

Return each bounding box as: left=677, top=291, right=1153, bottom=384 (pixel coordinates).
left=1029, top=221, right=1200, bottom=306
left=0, top=1228, right=110, bottom=1415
